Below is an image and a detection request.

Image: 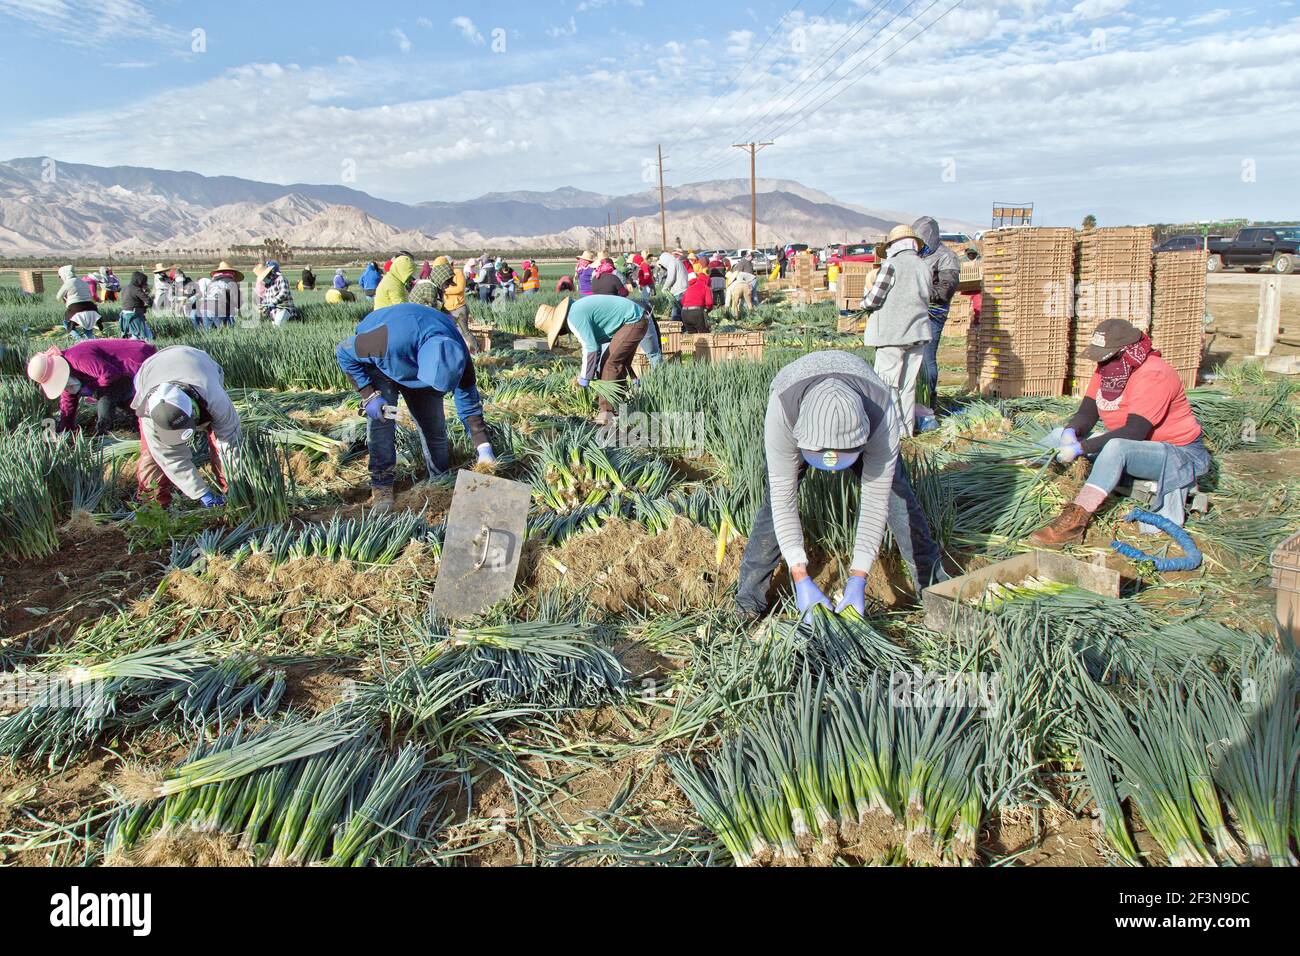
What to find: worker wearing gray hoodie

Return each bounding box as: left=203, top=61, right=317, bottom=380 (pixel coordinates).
left=912, top=216, right=962, bottom=406
left=735, top=350, right=946, bottom=620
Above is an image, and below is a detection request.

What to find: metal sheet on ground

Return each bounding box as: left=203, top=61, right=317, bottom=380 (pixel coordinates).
left=430, top=471, right=532, bottom=620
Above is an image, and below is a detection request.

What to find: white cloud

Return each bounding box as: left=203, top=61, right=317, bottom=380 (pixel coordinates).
left=391, top=27, right=412, bottom=53
left=451, top=15, right=484, bottom=45
left=0, top=0, right=182, bottom=47
left=1187, top=8, right=1233, bottom=27
left=3, top=2, right=1297, bottom=223
left=1071, top=0, right=1130, bottom=19
left=726, top=30, right=754, bottom=57
left=547, top=16, right=578, bottom=38
left=416, top=16, right=433, bottom=29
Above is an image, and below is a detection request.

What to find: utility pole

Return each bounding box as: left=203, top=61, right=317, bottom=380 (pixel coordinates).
left=733, top=142, right=774, bottom=250
left=657, top=144, right=668, bottom=251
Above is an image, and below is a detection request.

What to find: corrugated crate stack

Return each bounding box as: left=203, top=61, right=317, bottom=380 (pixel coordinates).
left=791, top=253, right=825, bottom=295
left=835, top=264, right=875, bottom=313
left=969, top=228, right=1076, bottom=397
left=947, top=293, right=975, bottom=335
left=1068, top=227, right=1154, bottom=394
left=18, top=270, right=44, bottom=294
left=1151, top=249, right=1208, bottom=390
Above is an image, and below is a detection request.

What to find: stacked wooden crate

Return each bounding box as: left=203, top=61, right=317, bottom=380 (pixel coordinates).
left=18, top=270, right=44, bottom=294
left=947, top=292, right=975, bottom=335
left=1151, top=250, right=1208, bottom=390
left=1068, top=227, right=1154, bottom=394
left=969, top=228, right=1076, bottom=397
left=835, top=262, right=876, bottom=313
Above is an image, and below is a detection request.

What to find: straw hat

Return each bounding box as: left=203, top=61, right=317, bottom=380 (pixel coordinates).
left=253, top=262, right=277, bottom=283
left=577, top=250, right=595, bottom=263
left=153, top=262, right=167, bottom=274
left=211, top=260, right=244, bottom=281
left=534, top=297, right=572, bottom=349
left=27, top=347, right=71, bottom=399
left=882, top=224, right=920, bottom=250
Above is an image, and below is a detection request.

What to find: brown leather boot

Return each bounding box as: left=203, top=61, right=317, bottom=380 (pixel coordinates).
left=1029, top=503, right=1092, bottom=548
left=369, top=486, right=395, bottom=513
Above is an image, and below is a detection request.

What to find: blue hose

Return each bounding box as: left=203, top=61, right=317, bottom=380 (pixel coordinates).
left=1110, top=509, right=1203, bottom=572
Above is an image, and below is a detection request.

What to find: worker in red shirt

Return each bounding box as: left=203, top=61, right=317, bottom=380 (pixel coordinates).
left=1029, top=320, right=1210, bottom=547
left=679, top=271, right=714, bottom=332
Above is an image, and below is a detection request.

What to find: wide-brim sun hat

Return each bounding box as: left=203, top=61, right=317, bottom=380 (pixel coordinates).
left=882, top=224, right=921, bottom=250
left=534, top=297, right=572, bottom=349
left=577, top=250, right=596, bottom=264
left=27, top=347, right=71, bottom=399
left=211, top=260, right=245, bottom=281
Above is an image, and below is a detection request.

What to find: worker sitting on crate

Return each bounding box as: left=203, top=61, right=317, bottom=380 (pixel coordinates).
left=860, top=225, right=934, bottom=438
left=535, top=295, right=648, bottom=427
left=735, top=350, right=948, bottom=622
left=336, top=303, right=498, bottom=512
left=1029, top=320, right=1210, bottom=548
left=131, top=346, right=241, bottom=510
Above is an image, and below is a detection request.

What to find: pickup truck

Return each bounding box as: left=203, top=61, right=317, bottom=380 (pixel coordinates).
left=1206, top=226, right=1300, bottom=274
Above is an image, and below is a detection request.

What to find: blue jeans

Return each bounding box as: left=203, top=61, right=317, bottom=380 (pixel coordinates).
left=735, top=457, right=943, bottom=615
left=640, top=312, right=664, bottom=367
left=670, top=293, right=683, bottom=324
left=366, top=371, right=450, bottom=487
left=1042, top=428, right=1210, bottom=528
left=920, top=304, right=948, bottom=404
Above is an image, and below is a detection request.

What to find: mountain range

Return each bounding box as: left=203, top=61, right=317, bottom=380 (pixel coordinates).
left=0, top=157, right=978, bottom=256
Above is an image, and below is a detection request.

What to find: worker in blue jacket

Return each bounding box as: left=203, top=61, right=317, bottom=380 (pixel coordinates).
left=336, top=303, right=497, bottom=511
left=358, top=262, right=383, bottom=298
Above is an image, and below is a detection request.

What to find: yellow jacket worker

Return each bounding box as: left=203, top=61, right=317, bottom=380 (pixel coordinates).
left=374, top=255, right=415, bottom=309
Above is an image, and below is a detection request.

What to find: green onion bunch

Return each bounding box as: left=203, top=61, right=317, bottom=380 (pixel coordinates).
left=0, top=639, right=285, bottom=764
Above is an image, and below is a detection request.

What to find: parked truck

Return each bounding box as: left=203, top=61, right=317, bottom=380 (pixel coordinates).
left=1206, top=226, right=1300, bottom=274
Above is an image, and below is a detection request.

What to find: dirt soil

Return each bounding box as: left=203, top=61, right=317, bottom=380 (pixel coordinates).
left=0, top=523, right=166, bottom=651
left=533, top=517, right=743, bottom=613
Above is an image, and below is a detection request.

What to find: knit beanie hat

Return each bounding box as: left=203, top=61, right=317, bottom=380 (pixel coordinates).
left=792, top=379, right=870, bottom=470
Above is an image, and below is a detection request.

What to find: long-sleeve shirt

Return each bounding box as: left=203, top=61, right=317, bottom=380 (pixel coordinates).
left=681, top=279, right=714, bottom=310
left=443, top=268, right=467, bottom=311
left=131, top=347, right=241, bottom=500
left=359, top=266, right=382, bottom=291
left=58, top=339, right=156, bottom=431
left=335, top=303, right=485, bottom=425
left=575, top=265, right=595, bottom=296
left=565, top=294, right=647, bottom=381
left=657, top=253, right=689, bottom=296
left=259, top=272, right=293, bottom=309
left=764, top=351, right=900, bottom=573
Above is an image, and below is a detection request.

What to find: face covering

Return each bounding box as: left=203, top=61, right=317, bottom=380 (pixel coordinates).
left=65, top=376, right=84, bottom=395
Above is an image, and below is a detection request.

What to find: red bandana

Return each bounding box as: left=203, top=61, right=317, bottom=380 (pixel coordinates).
left=1097, top=333, right=1158, bottom=403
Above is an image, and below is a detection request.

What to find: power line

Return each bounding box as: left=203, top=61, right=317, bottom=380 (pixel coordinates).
left=764, top=0, right=963, bottom=142
left=661, top=0, right=812, bottom=158
left=683, top=0, right=960, bottom=182
left=674, top=0, right=899, bottom=181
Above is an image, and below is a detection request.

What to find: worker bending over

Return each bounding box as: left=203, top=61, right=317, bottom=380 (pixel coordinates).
left=861, top=225, right=934, bottom=437
left=1030, top=320, right=1209, bottom=547
left=131, top=346, right=241, bottom=509
left=336, top=303, right=497, bottom=512
left=28, top=339, right=156, bottom=435
left=736, top=350, right=947, bottom=620
left=534, top=295, right=648, bottom=427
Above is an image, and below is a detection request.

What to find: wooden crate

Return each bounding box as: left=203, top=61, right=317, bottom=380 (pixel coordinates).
left=922, top=551, right=1121, bottom=638
left=690, top=331, right=764, bottom=363
left=1273, top=529, right=1300, bottom=648
left=18, top=270, right=43, bottom=294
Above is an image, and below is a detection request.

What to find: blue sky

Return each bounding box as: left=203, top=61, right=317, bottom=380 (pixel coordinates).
left=2, top=0, right=1297, bottom=225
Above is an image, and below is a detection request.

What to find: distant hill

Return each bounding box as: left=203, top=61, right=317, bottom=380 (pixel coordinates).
left=0, top=157, right=980, bottom=256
